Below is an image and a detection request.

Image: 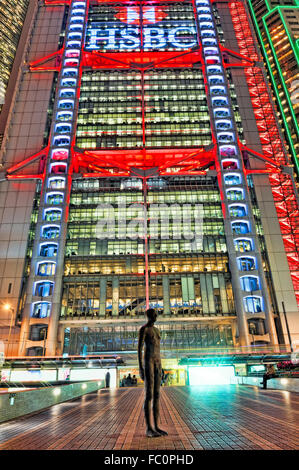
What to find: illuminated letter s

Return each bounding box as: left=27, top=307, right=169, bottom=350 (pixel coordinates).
left=120, top=27, right=140, bottom=50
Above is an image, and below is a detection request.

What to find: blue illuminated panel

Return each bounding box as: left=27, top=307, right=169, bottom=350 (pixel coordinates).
left=26, top=0, right=88, bottom=330
left=194, top=0, right=271, bottom=337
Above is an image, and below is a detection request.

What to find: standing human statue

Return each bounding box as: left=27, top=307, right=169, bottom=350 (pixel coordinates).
left=138, top=308, right=168, bottom=437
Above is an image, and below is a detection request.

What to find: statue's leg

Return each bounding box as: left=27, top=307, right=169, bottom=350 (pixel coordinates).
left=144, top=362, right=160, bottom=437
left=153, top=363, right=168, bottom=436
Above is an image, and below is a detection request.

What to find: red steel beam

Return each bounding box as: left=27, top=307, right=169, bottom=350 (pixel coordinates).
left=30, top=49, right=63, bottom=72
left=45, top=0, right=70, bottom=4
left=6, top=174, right=44, bottom=181
left=6, top=147, right=49, bottom=174
left=240, top=144, right=282, bottom=169
left=82, top=49, right=202, bottom=69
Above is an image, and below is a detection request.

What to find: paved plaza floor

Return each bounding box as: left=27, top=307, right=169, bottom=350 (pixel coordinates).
left=0, top=384, right=298, bottom=451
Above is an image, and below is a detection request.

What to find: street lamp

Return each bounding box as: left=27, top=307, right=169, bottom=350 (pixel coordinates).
left=4, top=304, right=14, bottom=356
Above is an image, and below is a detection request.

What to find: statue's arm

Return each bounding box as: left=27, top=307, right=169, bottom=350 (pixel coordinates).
left=138, top=326, right=145, bottom=381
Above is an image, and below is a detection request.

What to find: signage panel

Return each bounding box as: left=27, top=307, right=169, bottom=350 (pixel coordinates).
left=85, top=4, right=198, bottom=52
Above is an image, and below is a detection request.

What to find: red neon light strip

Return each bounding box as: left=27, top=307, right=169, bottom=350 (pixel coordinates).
left=75, top=147, right=214, bottom=171
left=82, top=171, right=130, bottom=177
left=6, top=174, right=44, bottom=180
left=70, top=0, right=90, bottom=149
left=45, top=0, right=70, bottom=4
left=141, top=71, right=146, bottom=146
left=93, top=0, right=192, bottom=4
left=245, top=169, right=281, bottom=175
left=160, top=170, right=207, bottom=176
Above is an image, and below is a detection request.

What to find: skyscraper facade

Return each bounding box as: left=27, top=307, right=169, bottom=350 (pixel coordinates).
left=0, top=0, right=35, bottom=148
left=0, top=0, right=298, bottom=357
left=0, top=0, right=30, bottom=111
left=248, top=0, right=299, bottom=174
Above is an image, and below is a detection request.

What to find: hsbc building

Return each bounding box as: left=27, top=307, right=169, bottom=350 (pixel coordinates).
left=85, top=6, right=197, bottom=50
left=0, top=0, right=298, bottom=357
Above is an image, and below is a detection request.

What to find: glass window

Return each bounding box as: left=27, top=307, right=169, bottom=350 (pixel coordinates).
left=44, top=209, right=62, bottom=222
left=34, top=281, right=54, bottom=297
left=244, top=296, right=262, bottom=313
left=39, top=243, right=58, bottom=257
left=234, top=238, right=253, bottom=252
left=37, top=262, right=56, bottom=276
left=238, top=257, right=256, bottom=271
left=226, top=189, right=243, bottom=201
left=32, top=302, right=51, bottom=318
left=48, top=178, right=65, bottom=189
left=41, top=226, right=60, bottom=239
left=232, top=221, right=249, bottom=234
left=241, top=276, right=259, bottom=292
left=46, top=192, right=64, bottom=205
left=224, top=174, right=241, bottom=185
left=229, top=205, right=247, bottom=217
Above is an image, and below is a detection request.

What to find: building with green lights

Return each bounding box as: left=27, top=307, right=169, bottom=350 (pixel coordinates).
left=248, top=0, right=299, bottom=174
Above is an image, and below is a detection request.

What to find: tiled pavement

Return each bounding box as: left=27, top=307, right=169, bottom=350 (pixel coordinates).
left=0, top=385, right=298, bottom=450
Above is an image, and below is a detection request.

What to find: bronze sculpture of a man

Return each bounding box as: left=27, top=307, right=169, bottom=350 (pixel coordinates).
left=138, top=308, right=168, bottom=438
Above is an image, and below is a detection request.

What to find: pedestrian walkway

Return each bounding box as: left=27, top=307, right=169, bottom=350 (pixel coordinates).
left=0, top=385, right=298, bottom=450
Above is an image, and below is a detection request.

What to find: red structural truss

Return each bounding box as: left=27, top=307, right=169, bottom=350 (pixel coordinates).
left=73, top=147, right=215, bottom=174
left=229, top=1, right=299, bottom=307
left=82, top=49, right=203, bottom=69
left=29, top=49, right=63, bottom=72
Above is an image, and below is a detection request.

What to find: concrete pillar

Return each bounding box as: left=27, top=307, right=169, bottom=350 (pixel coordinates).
left=219, top=274, right=229, bottom=314
left=112, top=277, right=119, bottom=316
left=200, top=274, right=209, bottom=313
left=99, top=277, right=107, bottom=317
left=206, top=274, right=216, bottom=314
left=162, top=276, right=171, bottom=315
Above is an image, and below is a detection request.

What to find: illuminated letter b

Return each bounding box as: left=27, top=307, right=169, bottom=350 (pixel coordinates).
left=143, top=27, right=166, bottom=49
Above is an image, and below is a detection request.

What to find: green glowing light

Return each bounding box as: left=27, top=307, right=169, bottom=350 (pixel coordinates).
left=247, top=0, right=299, bottom=174
left=264, top=7, right=299, bottom=65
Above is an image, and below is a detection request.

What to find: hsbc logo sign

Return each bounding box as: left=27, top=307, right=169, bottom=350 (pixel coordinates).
left=85, top=6, right=197, bottom=51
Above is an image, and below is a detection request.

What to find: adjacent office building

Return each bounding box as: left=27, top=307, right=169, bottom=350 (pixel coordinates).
left=0, top=0, right=298, bottom=357
left=248, top=0, right=299, bottom=173
left=0, top=0, right=31, bottom=111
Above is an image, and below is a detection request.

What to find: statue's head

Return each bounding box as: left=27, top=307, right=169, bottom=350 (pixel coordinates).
left=146, top=308, right=157, bottom=323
